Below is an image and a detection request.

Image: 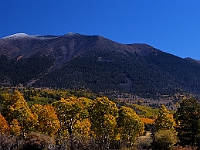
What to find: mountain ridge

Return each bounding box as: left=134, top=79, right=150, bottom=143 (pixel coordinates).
left=0, top=33, right=200, bottom=101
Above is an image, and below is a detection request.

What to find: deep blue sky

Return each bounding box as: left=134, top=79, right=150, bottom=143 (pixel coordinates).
left=1, top=0, right=200, bottom=59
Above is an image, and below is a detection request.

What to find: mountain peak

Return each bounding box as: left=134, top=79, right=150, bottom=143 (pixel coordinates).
left=3, top=33, right=29, bottom=39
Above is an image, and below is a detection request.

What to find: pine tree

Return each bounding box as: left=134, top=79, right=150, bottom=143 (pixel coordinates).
left=174, top=98, right=200, bottom=146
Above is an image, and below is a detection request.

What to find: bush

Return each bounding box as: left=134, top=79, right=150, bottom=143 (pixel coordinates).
left=0, top=133, right=17, bottom=150
left=22, top=132, right=56, bottom=150
left=154, top=130, right=178, bottom=150
left=135, top=135, right=153, bottom=149
left=173, top=145, right=198, bottom=150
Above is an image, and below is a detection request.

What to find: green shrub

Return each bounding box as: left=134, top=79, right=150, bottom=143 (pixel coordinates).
left=154, top=130, right=178, bottom=150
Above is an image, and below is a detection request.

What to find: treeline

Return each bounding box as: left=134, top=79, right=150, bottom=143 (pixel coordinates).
left=0, top=89, right=144, bottom=150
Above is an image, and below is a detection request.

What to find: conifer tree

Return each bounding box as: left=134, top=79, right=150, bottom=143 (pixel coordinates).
left=174, top=98, right=200, bottom=146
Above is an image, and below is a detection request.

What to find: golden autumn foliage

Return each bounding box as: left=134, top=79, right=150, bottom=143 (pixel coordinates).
left=0, top=89, right=170, bottom=149
left=10, top=119, right=21, bottom=136
left=0, top=113, right=9, bottom=134
left=31, top=104, right=60, bottom=136
left=52, top=97, right=91, bottom=137
left=155, top=105, right=176, bottom=132
left=74, top=118, right=91, bottom=137
left=89, top=97, right=119, bottom=140
left=117, top=106, right=144, bottom=144
left=1, top=90, right=37, bottom=133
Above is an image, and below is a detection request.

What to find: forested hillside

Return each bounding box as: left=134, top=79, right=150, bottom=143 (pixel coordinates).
left=1, top=33, right=200, bottom=101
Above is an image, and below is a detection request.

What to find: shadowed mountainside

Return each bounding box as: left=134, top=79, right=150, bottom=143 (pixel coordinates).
left=1, top=33, right=200, bottom=100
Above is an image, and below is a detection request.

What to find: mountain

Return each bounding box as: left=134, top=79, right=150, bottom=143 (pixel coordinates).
left=1, top=32, right=200, bottom=100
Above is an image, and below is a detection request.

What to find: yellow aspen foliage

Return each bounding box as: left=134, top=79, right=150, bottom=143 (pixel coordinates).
left=155, top=105, right=176, bottom=132
left=89, top=97, right=118, bottom=140
left=77, top=97, right=93, bottom=109
left=103, top=114, right=117, bottom=140
left=31, top=104, right=60, bottom=136
left=52, top=97, right=90, bottom=136
left=0, top=113, right=9, bottom=134
left=1, top=90, right=37, bottom=133
left=30, top=104, right=42, bottom=120
left=74, top=118, right=91, bottom=137
left=1, top=92, right=13, bottom=118
left=10, top=119, right=21, bottom=136
left=117, top=106, right=144, bottom=144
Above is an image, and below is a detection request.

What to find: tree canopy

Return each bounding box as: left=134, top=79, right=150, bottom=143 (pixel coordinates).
left=2, top=88, right=200, bottom=149
left=117, top=106, right=144, bottom=146
left=155, top=105, right=176, bottom=132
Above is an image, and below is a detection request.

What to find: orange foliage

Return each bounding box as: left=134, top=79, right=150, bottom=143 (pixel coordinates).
left=141, top=117, right=155, bottom=124
left=0, top=113, right=9, bottom=134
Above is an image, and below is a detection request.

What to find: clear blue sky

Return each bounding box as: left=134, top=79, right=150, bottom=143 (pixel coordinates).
left=1, top=0, right=200, bottom=59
